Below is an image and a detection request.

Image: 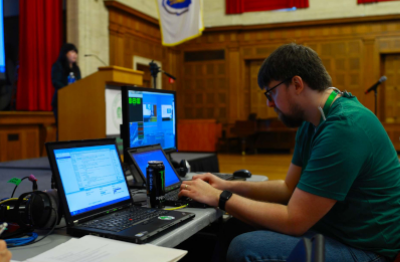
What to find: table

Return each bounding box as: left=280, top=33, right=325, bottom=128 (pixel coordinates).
left=0, top=157, right=267, bottom=261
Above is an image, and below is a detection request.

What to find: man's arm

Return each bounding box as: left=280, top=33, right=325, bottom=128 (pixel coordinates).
left=192, top=163, right=302, bottom=205
left=179, top=180, right=336, bottom=236
left=225, top=163, right=302, bottom=204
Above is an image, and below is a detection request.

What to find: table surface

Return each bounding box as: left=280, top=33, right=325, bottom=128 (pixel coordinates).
left=10, top=175, right=268, bottom=261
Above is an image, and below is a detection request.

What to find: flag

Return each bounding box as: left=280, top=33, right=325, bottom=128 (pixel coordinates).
left=156, top=0, right=204, bottom=46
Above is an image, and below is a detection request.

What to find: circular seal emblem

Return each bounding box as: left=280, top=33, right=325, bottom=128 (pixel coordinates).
left=111, top=93, right=122, bottom=131
left=162, top=0, right=192, bottom=16
left=158, top=216, right=175, bottom=220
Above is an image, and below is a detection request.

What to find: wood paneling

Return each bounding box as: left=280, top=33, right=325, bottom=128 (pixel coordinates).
left=249, top=60, right=277, bottom=119
left=383, top=54, right=400, bottom=123
left=176, top=15, right=400, bottom=148
left=0, top=112, right=56, bottom=162
left=105, top=1, right=179, bottom=93
left=178, top=119, right=222, bottom=152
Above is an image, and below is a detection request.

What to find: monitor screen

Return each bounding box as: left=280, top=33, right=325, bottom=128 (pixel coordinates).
left=122, top=87, right=177, bottom=153
left=54, top=144, right=131, bottom=217
left=130, top=148, right=180, bottom=188
left=0, top=0, right=6, bottom=80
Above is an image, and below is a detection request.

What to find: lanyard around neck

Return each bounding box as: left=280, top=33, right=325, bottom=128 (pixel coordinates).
left=320, top=90, right=338, bottom=121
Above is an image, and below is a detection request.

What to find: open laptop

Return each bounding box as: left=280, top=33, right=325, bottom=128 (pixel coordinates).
left=46, top=138, right=195, bottom=244
left=127, top=144, right=234, bottom=208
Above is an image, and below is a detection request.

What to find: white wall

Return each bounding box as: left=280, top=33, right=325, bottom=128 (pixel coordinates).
left=67, top=0, right=109, bottom=78
left=113, top=0, right=400, bottom=27
left=204, top=0, right=400, bottom=27
left=117, top=0, right=158, bottom=19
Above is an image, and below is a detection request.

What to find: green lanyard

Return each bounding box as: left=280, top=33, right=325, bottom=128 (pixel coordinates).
left=321, top=90, right=339, bottom=120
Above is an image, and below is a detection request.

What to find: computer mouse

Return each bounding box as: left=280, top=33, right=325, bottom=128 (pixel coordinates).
left=233, top=169, right=252, bottom=178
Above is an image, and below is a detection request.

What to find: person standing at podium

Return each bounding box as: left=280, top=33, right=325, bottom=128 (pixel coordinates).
left=51, top=43, right=82, bottom=135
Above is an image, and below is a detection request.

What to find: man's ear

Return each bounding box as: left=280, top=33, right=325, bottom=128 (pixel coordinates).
left=292, top=76, right=304, bottom=95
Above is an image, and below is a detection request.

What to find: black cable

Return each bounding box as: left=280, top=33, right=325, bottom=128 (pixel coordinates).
left=8, top=207, right=58, bottom=248
left=10, top=176, right=28, bottom=198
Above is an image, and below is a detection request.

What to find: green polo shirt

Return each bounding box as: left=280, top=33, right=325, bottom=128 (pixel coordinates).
left=292, top=93, right=400, bottom=259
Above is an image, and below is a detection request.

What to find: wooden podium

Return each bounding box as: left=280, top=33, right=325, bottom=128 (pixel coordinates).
left=58, top=66, right=143, bottom=141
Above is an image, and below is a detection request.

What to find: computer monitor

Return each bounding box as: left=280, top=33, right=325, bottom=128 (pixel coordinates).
left=121, top=86, right=177, bottom=156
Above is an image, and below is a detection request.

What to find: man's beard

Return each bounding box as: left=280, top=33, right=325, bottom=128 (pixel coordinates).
left=275, top=104, right=304, bottom=128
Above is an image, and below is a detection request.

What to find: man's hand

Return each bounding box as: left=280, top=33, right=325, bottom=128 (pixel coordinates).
left=0, top=240, right=11, bottom=262
left=178, top=179, right=222, bottom=207
left=191, top=173, right=228, bottom=191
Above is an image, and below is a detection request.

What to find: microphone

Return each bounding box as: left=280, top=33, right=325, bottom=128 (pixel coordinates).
left=365, top=76, right=387, bottom=94
left=84, top=54, right=107, bottom=66
left=162, top=70, right=176, bottom=80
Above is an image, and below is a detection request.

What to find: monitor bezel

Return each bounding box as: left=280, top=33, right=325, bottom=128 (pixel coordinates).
left=121, top=86, right=178, bottom=157
left=46, top=138, right=133, bottom=225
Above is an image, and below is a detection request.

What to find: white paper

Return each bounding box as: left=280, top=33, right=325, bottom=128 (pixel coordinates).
left=105, top=88, right=122, bottom=136
left=102, top=244, right=187, bottom=262
left=26, top=235, right=186, bottom=262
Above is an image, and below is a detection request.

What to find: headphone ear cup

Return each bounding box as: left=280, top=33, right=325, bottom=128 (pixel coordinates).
left=43, top=191, right=58, bottom=229
left=176, top=160, right=190, bottom=177
left=36, top=191, right=59, bottom=229
left=27, top=191, right=58, bottom=229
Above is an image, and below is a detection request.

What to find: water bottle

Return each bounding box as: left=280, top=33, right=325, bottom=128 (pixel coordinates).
left=67, top=72, right=76, bottom=85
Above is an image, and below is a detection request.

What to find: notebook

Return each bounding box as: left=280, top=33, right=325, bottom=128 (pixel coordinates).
left=127, top=145, right=222, bottom=208
left=46, top=138, right=194, bottom=244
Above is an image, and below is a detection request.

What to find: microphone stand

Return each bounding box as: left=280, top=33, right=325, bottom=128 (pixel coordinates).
left=149, top=61, right=176, bottom=89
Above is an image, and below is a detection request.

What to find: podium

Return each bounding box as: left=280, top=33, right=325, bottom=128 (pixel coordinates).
left=58, top=66, right=143, bottom=141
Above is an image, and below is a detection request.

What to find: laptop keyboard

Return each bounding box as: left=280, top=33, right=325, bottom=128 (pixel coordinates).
left=81, top=206, right=168, bottom=232
left=165, top=190, right=180, bottom=201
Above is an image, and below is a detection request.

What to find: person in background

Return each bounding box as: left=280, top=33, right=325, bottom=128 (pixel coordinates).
left=0, top=240, right=11, bottom=262
left=51, top=43, right=82, bottom=134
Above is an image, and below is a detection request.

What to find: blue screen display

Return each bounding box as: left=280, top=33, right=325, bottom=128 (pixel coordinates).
left=0, top=0, right=5, bottom=75
left=131, top=149, right=180, bottom=187
left=127, top=90, right=176, bottom=151
left=54, top=145, right=131, bottom=217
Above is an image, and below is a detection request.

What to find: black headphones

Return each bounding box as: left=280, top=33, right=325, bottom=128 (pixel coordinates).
left=175, top=160, right=191, bottom=177
left=0, top=190, right=60, bottom=238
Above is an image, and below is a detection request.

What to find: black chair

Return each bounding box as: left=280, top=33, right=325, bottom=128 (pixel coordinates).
left=286, top=234, right=325, bottom=262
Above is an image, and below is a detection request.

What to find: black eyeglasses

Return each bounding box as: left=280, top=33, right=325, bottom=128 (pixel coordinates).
left=264, top=78, right=291, bottom=102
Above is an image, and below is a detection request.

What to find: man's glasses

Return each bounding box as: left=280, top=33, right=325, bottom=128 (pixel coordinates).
left=264, top=78, right=292, bottom=102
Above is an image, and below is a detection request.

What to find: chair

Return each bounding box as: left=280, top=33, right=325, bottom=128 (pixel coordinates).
left=286, top=238, right=312, bottom=262
left=286, top=234, right=325, bottom=262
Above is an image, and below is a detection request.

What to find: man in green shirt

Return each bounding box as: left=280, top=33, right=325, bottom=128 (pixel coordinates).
left=178, top=43, right=400, bottom=262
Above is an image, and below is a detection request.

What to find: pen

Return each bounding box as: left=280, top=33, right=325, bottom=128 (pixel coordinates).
left=0, top=223, right=7, bottom=237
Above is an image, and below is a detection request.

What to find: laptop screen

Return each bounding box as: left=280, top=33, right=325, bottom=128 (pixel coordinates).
left=130, top=149, right=180, bottom=188
left=54, top=144, right=131, bottom=217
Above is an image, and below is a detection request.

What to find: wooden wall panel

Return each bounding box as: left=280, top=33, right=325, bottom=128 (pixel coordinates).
left=106, top=1, right=179, bottom=92
left=0, top=112, right=56, bottom=162
left=383, top=54, right=400, bottom=123
left=176, top=15, right=400, bottom=145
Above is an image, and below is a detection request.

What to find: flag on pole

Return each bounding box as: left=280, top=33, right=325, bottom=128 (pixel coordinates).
left=156, top=0, right=204, bottom=46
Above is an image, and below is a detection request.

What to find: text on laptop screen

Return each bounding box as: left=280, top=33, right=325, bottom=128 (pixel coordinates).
left=131, top=149, right=180, bottom=187
left=54, top=145, right=130, bottom=216
left=127, top=90, right=176, bottom=151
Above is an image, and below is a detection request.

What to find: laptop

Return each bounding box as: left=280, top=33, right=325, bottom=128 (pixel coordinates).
left=46, top=138, right=195, bottom=244
left=127, top=144, right=240, bottom=208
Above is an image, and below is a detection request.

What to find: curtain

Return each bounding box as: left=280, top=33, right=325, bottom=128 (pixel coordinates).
left=17, top=0, right=62, bottom=111
left=226, top=0, right=309, bottom=14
